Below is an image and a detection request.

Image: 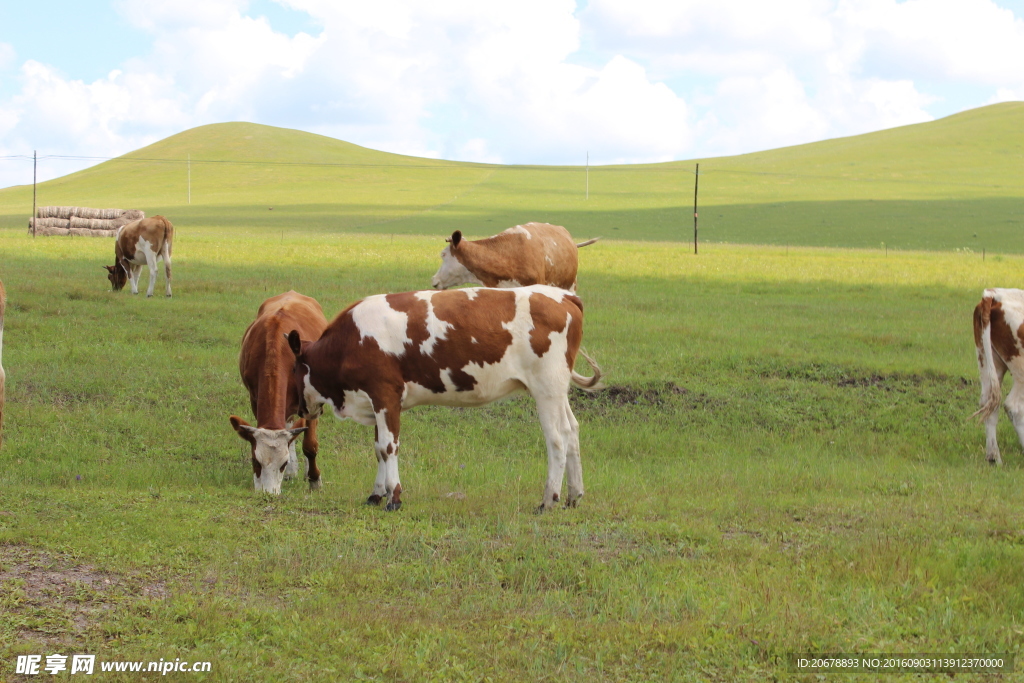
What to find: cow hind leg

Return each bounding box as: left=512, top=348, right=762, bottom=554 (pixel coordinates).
left=534, top=395, right=572, bottom=512
left=162, top=245, right=172, bottom=297
left=562, top=402, right=584, bottom=507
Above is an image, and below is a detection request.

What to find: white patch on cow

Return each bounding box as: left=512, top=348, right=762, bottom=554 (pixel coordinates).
left=471, top=336, right=478, bottom=344
left=352, top=295, right=410, bottom=356
left=431, top=246, right=482, bottom=290
left=505, top=225, right=531, bottom=238
left=414, top=291, right=452, bottom=357
left=462, top=288, right=480, bottom=300
left=303, top=372, right=377, bottom=426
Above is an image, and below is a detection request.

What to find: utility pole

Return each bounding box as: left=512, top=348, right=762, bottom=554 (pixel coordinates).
left=693, top=162, right=699, bottom=255
left=586, top=151, right=589, bottom=200
left=188, top=153, right=191, bottom=204
left=32, top=150, right=37, bottom=238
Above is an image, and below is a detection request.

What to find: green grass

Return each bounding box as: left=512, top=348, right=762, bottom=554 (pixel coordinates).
left=2, top=225, right=1023, bottom=681
left=1, top=102, right=1023, bottom=251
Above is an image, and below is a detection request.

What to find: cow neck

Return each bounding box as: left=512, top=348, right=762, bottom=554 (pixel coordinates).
left=256, top=316, right=290, bottom=430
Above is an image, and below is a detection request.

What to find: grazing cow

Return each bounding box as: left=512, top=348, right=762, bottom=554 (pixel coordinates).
left=289, top=285, right=602, bottom=511
left=431, top=222, right=599, bottom=292
left=0, top=279, right=5, bottom=445
left=230, top=291, right=328, bottom=494
left=973, top=288, right=1024, bottom=465
left=104, top=216, right=174, bottom=297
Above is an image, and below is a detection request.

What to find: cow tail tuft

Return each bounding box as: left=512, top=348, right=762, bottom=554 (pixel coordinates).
left=973, top=295, right=1002, bottom=422
left=571, top=348, right=604, bottom=392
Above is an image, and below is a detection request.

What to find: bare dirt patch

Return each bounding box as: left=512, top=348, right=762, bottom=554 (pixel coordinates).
left=0, top=545, right=169, bottom=647
left=572, top=382, right=722, bottom=412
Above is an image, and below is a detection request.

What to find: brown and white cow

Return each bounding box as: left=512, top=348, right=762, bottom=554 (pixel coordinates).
left=230, top=291, right=329, bottom=494
left=0, top=278, right=5, bottom=445
left=431, top=222, right=599, bottom=292
left=288, top=284, right=602, bottom=511
left=973, top=288, right=1024, bottom=465
left=104, top=216, right=174, bottom=297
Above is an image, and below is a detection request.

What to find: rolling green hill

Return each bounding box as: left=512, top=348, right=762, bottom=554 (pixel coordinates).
left=1, top=102, right=1022, bottom=250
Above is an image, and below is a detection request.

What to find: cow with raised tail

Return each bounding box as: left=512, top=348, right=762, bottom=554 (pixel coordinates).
left=289, top=284, right=603, bottom=511
left=973, top=287, right=1024, bottom=465
left=431, top=222, right=599, bottom=292
left=231, top=291, right=328, bottom=494
left=104, top=216, right=174, bottom=297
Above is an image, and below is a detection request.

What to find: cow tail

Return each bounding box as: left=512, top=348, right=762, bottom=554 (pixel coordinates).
left=973, top=294, right=1002, bottom=422
left=576, top=238, right=600, bottom=248
left=162, top=217, right=174, bottom=257
left=571, top=348, right=604, bottom=392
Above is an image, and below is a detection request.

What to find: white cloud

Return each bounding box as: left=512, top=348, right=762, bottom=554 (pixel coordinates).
left=1, top=0, right=1023, bottom=188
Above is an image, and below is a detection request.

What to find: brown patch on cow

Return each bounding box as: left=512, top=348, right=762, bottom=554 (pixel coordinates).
left=989, top=300, right=1020, bottom=362
left=386, top=443, right=394, bottom=455
left=528, top=292, right=571, bottom=358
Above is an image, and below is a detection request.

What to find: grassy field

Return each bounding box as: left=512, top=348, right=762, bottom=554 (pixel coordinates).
left=1, top=102, right=1023, bottom=251
left=1, top=222, right=1023, bottom=681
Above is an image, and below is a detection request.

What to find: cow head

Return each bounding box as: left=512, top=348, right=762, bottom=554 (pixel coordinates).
left=432, top=231, right=480, bottom=289
left=288, top=330, right=325, bottom=420
left=104, top=263, right=128, bottom=291
left=229, top=415, right=307, bottom=494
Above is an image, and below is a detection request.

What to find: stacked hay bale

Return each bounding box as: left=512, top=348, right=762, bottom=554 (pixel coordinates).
left=29, top=207, right=145, bottom=237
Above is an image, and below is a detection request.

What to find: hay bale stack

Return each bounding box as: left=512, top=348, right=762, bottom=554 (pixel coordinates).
left=33, top=225, right=71, bottom=236
left=69, top=227, right=116, bottom=237
left=31, top=217, right=71, bottom=229
left=70, top=216, right=117, bottom=230
left=36, top=206, right=78, bottom=219
left=29, top=207, right=145, bottom=236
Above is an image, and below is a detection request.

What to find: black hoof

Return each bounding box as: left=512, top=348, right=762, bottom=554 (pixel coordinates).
left=366, top=494, right=383, bottom=505
left=534, top=504, right=547, bottom=515
left=385, top=501, right=402, bottom=512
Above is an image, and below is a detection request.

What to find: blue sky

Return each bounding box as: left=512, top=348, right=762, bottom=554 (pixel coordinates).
left=1, top=0, right=1023, bottom=187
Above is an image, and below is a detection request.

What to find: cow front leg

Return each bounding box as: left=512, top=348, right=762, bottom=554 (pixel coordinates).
left=371, top=407, right=403, bottom=511
left=535, top=395, right=571, bottom=512
left=129, top=264, right=142, bottom=295
left=302, top=418, right=322, bottom=490
left=145, top=254, right=159, bottom=297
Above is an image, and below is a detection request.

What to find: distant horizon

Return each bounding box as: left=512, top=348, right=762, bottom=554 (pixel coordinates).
left=4, top=100, right=1022, bottom=193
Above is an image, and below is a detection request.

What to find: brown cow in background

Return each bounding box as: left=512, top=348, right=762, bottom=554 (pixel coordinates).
left=231, top=291, right=328, bottom=494
left=431, top=222, right=598, bottom=292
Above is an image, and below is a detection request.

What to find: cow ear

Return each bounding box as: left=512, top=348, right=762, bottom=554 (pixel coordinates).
left=450, top=230, right=462, bottom=248
left=287, top=330, right=303, bottom=356
left=230, top=415, right=257, bottom=443
left=104, top=265, right=114, bottom=272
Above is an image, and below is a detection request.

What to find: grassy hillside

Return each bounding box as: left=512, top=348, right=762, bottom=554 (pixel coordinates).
left=1, top=102, right=1023, bottom=250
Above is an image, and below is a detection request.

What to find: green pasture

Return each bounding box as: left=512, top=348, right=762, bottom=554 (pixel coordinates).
left=1, top=224, right=1023, bottom=681
left=1, top=102, right=1023, bottom=251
